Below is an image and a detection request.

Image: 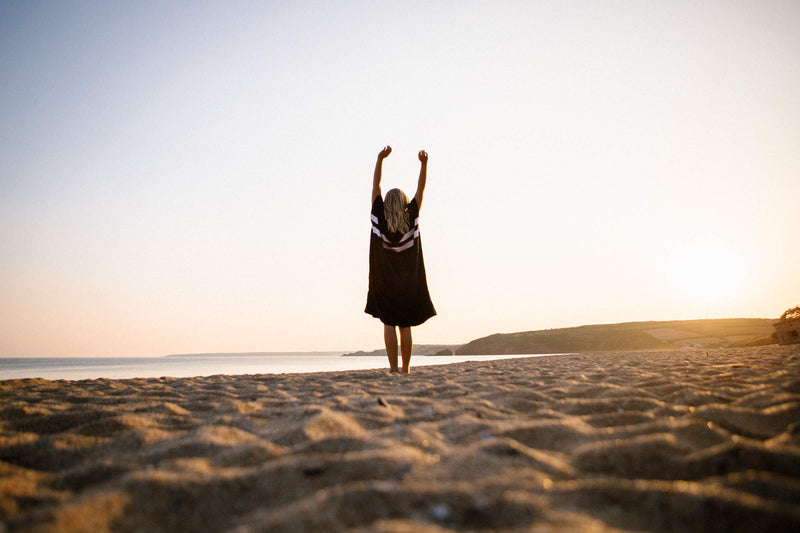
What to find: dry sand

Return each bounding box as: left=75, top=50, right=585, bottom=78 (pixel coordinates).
left=1, top=345, right=799, bottom=532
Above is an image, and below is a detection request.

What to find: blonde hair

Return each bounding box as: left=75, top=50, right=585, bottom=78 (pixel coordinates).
left=384, top=188, right=410, bottom=234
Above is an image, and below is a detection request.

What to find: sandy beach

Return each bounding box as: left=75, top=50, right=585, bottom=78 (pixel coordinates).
left=1, top=345, right=799, bottom=532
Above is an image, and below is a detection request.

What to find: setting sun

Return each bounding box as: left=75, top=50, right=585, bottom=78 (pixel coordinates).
left=670, top=243, right=746, bottom=304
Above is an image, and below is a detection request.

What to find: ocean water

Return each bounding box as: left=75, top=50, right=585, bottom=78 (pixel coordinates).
left=0, top=353, right=549, bottom=381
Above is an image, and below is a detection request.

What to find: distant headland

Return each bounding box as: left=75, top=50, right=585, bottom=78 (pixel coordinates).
left=342, top=345, right=459, bottom=357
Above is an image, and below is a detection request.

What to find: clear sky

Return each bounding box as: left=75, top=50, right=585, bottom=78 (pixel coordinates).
left=1, top=1, right=798, bottom=356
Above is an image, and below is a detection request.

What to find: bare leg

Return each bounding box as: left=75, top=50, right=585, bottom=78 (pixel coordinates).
left=383, top=324, right=399, bottom=372
left=399, top=327, right=412, bottom=373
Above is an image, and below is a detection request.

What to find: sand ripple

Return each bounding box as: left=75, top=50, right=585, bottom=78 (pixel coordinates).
left=1, top=345, right=799, bottom=532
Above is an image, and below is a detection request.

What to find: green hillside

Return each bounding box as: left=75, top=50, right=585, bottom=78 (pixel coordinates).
left=455, top=318, right=776, bottom=355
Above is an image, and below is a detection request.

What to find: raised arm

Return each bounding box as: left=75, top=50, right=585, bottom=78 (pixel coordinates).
left=372, top=145, right=391, bottom=202
left=414, top=149, right=428, bottom=209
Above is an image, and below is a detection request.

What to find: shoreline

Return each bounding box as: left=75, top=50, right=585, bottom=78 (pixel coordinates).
left=0, top=353, right=554, bottom=382
left=2, top=345, right=799, bottom=531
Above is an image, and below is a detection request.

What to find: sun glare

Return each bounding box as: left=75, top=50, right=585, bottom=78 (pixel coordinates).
left=670, top=244, right=746, bottom=304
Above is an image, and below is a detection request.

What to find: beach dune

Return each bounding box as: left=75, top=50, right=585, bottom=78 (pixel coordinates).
left=1, top=345, right=799, bottom=532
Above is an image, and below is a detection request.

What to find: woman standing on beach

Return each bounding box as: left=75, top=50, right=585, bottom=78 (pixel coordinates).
left=365, top=146, right=436, bottom=373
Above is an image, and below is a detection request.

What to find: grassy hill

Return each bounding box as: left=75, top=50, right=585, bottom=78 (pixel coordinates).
left=455, top=318, right=776, bottom=355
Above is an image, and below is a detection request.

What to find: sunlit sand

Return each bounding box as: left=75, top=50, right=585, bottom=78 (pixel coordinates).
left=2, top=345, right=799, bottom=531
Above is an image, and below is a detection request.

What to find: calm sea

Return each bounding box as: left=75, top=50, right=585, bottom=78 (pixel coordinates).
left=0, top=353, right=547, bottom=381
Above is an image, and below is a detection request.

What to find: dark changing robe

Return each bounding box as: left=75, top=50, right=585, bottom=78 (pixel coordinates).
left=365, top=196, right=436, bottom=327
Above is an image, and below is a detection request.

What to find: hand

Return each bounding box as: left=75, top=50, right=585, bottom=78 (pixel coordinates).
left=378, top=145, right=392, bottom=159
left=418, top=149, right=428, bottom=164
